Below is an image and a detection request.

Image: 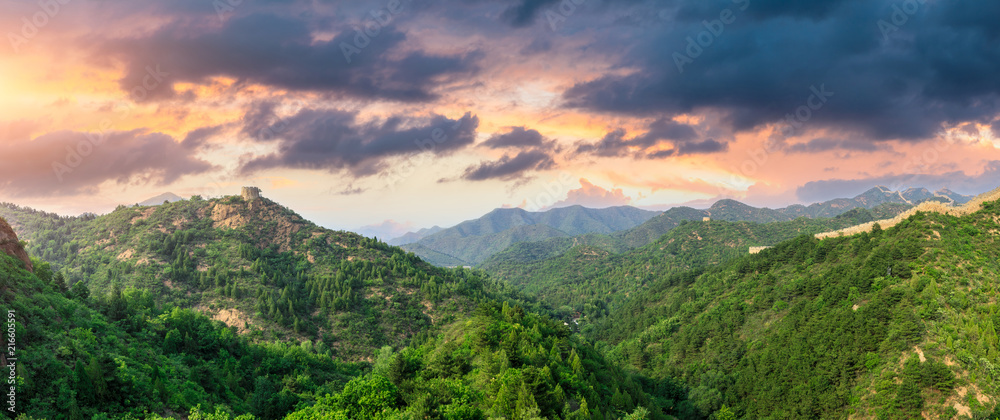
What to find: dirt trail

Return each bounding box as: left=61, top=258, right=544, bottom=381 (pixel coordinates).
left=815, top=186, right=1000, bottom=239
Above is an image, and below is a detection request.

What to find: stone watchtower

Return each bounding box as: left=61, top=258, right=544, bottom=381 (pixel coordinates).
left=241, top=186, right=262, bottom=201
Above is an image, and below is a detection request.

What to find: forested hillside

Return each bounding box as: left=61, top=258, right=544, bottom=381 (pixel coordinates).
left=481, top=206, right=913, bottom=326
left=0, top=196, right=506, bottom=360
left=0, top=198, right=681, bottom=420
left=5, top=189, right=998, bottom=420
left=592, top=200, right=1000, bottom=418
left=398, top=206, right=658, bottom=266
left=483, top=200, right=913, bottom=271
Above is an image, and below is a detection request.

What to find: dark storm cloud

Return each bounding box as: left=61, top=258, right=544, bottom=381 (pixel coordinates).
left=101, top=13, right=480, bottom=102
left=676, top=138, right=727, bottom=155
left=461, top=150, right=555, bottom=181
left=633, top=118, right=699, bottom=145
left=786, top=137, right=889, bottom=154
left=181, top=125, right=225, bottom=150
left=672, top=0, right=853, bottom=22
left=796, top=161, right=1000, bottom=202
left=0, top=130, right=214, bottom=197
left=574, top=118, right=715, bottom=158
left=563, top=0, right=1000, bottom=141
left=481, top=126, right=547, bottom=149
left=238, top=103, right=480, bottom=176
left=500, top=0, right=561, bottom=27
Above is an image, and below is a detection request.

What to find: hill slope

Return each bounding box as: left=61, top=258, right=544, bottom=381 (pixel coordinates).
left=593, top=198, right=1000, bottom=418
left=482, top=206, right=911, bottom=325
left=400, top=205, right=659, bottom=266
left=482, top=189, right=926, bottom=271
left=0, top=213, right=681, bottom=420
left=1, top=195, right=504, bottom=361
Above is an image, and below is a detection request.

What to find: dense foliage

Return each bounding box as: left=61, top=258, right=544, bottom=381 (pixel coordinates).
left=1, top=197, right=511, bottom=361
left=284, top=301, right=684, bottom=419
left=482, top=207, right=911, bottom=328
left=593, top=202, right=1000, bottom=418
left=1, top=250, right=359, bottom=420
left=4, top=191, right=998, bottom=419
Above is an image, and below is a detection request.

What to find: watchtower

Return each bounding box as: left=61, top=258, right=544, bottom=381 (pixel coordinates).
left=241, top=186, right=262, bottom=201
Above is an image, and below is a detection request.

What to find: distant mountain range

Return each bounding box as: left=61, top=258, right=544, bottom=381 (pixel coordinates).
left=386, top=226, right=445, bottom=246
left=399, top=186, right=973, bottom=267
left=137, top=192, right=185, bottom=206
left=397, top=205, right=659, bottom=266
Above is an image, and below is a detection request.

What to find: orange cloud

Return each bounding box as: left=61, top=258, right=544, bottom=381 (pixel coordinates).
left=547, top=178, right=632, bottom=209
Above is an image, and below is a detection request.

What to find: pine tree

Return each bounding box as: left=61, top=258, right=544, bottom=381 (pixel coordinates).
left=74, top=359, right=95, bottom=404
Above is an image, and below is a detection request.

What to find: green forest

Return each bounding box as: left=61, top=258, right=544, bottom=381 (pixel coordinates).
left=1, top=193, right=999, bottom=419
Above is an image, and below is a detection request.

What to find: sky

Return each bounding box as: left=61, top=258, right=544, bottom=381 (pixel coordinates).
left=2, top=0, right=1000, bottom=238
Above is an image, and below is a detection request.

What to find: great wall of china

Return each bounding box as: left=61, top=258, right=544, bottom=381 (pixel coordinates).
left=813, top=185, right=1000, bottom=240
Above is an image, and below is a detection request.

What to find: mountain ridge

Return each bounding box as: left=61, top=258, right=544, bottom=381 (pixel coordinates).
left=399, top=205, right=659, bottom=266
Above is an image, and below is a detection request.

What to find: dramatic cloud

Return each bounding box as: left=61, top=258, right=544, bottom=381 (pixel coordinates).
left=181, top=125, right=226, bottom=150
left=481, top=126, right=547, bottom=149
left=500, top=0, right=561, bottom=27
left=575, top=119, right=721, bottom=158
left=0, top=130, right=214, bottom=197
left=785, top=137, right=890, bottom=154
left=461, top=150, right=555, bottom=181
left=101, top=13, right=481, bottom=102
left=563, top=0, right=1000, bottom=141
left=238, top=103, right=480, bottom=176
left=548, top=178, right=632, bottom=209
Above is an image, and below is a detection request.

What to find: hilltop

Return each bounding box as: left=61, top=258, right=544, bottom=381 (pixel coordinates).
left=0, top=191, right=503, bottom=360
left=137, top=192, right=185, bottom=206
left=398, top=205, right=659, bottom=266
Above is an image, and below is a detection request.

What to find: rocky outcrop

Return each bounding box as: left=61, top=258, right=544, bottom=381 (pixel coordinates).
left=0, top=217, right=32, bottom=272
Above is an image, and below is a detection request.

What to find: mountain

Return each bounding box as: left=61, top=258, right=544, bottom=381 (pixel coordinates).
left=398, top=186, right=966, bottom=268
left=784, top=186, right=974, bottom=218
left=1, top=194, right=681, bottom=420
left=399, top=205, right=659, bottom=266
left=0, top=193, right=504, bottom=361
left=482, top=186, right=965, bottom=271
left=591, top=195, right=1000, bottom=418
left=137, top=192, right=185, bottom=206
left=480, top=206, right=912, bottom=323
left=386, top=225, right=444, bottom=246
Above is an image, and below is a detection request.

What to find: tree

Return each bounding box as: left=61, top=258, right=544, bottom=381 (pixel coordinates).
left=107, top=285, right=128, bottom=321
left=624, top=407, right=651, bottom=420
left=52, top=272, right=68, bottom=293
left=164, top=329, right=182, bottom=353
left=70, top=281, right=89, bottom=300
left=74, top=360, right=94, bottom=404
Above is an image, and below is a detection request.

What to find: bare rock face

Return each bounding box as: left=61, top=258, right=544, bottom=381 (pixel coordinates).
left=0, top=217, right=33, bottom=272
